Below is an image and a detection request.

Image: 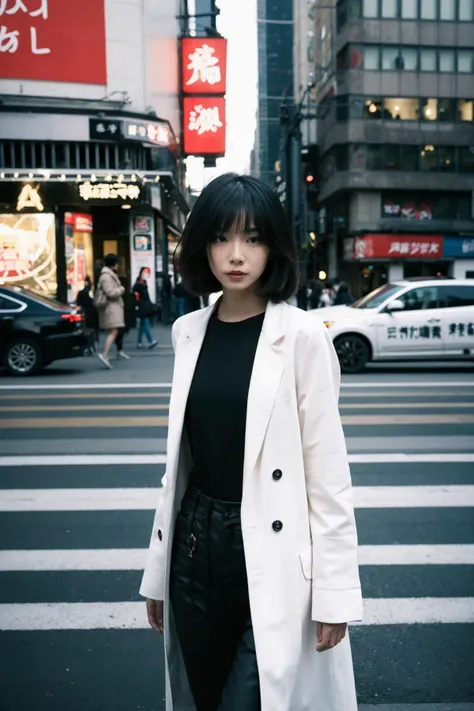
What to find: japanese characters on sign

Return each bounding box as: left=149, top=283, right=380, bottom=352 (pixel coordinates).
left=78, top=182, right=141, bottom=202
left=0, top=0, right=106, bottom=84
left=383, top=198, right=433, bottom=220
left=387, top=325, right=442, bottom=340
left=123, top=120, right=171, bottom=148
left=181, top=37, right=227, bottom=95
left=89, top=119, right=122, bottom=141
left=182, top=97, right=226, bottom=156
left=442, top=236, right=474, bottom=259
left=448, top=322, right=474, bottom=337
left=353, top=234, right=443, bottom=260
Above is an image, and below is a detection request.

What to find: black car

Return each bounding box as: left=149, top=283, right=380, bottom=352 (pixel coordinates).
left=0, top=286, right=89, bottom=376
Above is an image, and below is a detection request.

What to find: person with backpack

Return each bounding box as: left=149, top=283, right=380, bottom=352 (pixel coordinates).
left=133, top=267, right=158, bottom=349
left=94, top=254, right=125, bottom=369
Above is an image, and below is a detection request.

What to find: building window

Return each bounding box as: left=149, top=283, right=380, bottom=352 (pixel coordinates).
left=402, top=145, right=419, bottom=170
left=401, top=0, right=418, bottom=16
left=364, top=99, right=383, bottom=117
left=438, top=146, right=455, bottom=171
left=421, top=98, right=438, bottom=120
left=367, top=145, right=382, bottom=169
left=382, top=46, right=400, bottom=69
left=439, top=49, right=455, bottom=72
left=364, top=46, right=380, bottom=69
left=458, top=50, right=474, bottom=73
left=384, top=97, right=419, bottom=119
left=363, top=0, right=379, bottom=16
left=438, top=99, right=456, bottom=121
left=459, top=99, right=474, bottom=121
left=381, top=0, right=398, bottom=16
left=421, top=0, right=437, bottom=16
left=383, top=144, right=402, bottom=170
left=459, top=146, right=474, bottom=172
left=420, top=144, right=437, bottom=170
left=401, top=47, right=418, bottom=70
left=350, top=144, right=367, bottom=169
left=459, top=0, right=474, bottom=19
left=440, top=0, right=456, bottom=17
left=420, top=48, right=437, bottom=71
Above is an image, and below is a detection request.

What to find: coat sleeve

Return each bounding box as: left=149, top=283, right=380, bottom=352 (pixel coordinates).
left=295, top=319, right=363, bottom=624
left=139, top=319, right=181, bottom=601
left=100, top=273, right=124, bottom=301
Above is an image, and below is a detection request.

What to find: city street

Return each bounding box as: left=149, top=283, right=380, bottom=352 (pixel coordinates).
left=0, top=333, right=473, bottom=711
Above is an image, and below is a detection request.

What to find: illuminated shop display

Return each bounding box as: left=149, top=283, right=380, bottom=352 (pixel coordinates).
left=64, top=212, right=93, bottom=303
left=0, top=213, right=56, bottom=295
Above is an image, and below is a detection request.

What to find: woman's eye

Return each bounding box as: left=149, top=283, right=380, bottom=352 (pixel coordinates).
left=247, top=236, right=260, bottom=244
left=214, top=235, right=227, bottom=243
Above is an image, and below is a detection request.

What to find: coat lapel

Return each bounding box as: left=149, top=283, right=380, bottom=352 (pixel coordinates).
left=244, top=301, right=288, bottom=489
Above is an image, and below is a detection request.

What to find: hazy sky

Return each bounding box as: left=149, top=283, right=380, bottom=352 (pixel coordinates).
left=186, top=0, right=258, bottom=191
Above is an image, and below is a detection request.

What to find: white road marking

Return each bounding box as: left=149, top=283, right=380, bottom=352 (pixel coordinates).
left=1, top=452, right=474, bottom=468
left=1, top=485, right=473, bottom=511
left=1, top=544, right=473, bottom=572
left=0, top=597, right=472, bottom=630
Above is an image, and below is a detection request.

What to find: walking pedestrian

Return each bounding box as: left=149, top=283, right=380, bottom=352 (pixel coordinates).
left=133, top=267, right=158, bottom=349
left=114, top=276, right=134, bottom=360
left=94, top=254, right=125, bottom=370
left=319, top=284, right=333, bottom=307
left=76, top=275, right=98, bottom=353
left=333, top=281, right=355, bottom=305
left=173, top=278, right=186, bottom=318
left=140, top=173, right=362, bottom=711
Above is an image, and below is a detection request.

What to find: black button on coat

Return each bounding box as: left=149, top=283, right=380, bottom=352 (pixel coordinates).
left=272, top=520, right=283, bottom=532
left=272, top=469, right=282, bottom=480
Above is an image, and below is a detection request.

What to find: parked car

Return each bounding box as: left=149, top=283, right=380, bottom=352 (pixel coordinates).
left=311, top=278, right=474, bottom=373
left=0, top=286, right=88, bottom=376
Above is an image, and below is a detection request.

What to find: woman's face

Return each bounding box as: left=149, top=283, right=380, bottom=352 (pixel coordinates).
left=208, top=217, right=270, bottom=295
left=142, top=269, right=150, bottom=281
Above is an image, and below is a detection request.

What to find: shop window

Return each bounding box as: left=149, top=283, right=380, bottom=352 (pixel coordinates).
left=364, top=46, right=379, bottom=69
left=384, top=98, right=419, bottom=120
left=458, top=146, right=474, bottom=172
left=381, top=0, right=397, bottom=16
left=438, top=98, right=456, bottom=121
left=458, top=50, right=474, bottom=73
left=459, top=99, right=474, bottom=121
left=421, top=0, right=437, bottom=17
left=349, top=46, right=364, bottom=68
left=420, top=48, right=437, bottom=71
left=350, top=143, right=367, bottom=169
left=382, top=46, right=399, bottom=70
left=363, top=0, right=378, bottom=16
left=401, top=0, right=418, bottom=16
left=421, top=98, right=437, bottom=120
left=439, top=49, right=455, bottom=72
left=438, top=146, right=455, bottom=171
left=337, top=0, right=348, bottom=30
left=367, top=144, right=382, bottom=169
left=459, top=0, right=474, bottom=19
left=440, top=0, right=456, bottom=17
left=402, top=145, right=419, bottom=170
left=383, top=144, right=401, bottom=170
left=364, top=98, right=383, bottom=118
left=420, top=144, right=437, bottom=171
left=336, top=95, right=349, bottom=121
left=401, top=47, right=418, bottom=70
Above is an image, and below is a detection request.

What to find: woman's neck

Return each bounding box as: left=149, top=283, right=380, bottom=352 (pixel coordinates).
left=217, top=289, right=268, bottom=323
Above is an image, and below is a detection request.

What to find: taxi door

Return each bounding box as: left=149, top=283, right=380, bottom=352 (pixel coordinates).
left=376, top=286, right=446, bottom=356
left=439, top=284, right=474, bottom=356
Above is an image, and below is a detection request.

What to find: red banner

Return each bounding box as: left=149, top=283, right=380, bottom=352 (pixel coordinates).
left=183, top=96, right=226, bottom=156
left=353, top=234, right=443, bottom=259
left=0, top=0, right=106, bottom=84
left=181, top=37, right=227, bottom=94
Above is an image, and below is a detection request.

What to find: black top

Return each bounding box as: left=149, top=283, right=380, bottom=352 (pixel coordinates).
left=185, top=308, right=265, bottom=502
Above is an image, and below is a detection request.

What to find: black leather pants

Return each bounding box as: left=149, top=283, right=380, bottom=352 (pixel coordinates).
left=170, top=484, right=261, bottom=711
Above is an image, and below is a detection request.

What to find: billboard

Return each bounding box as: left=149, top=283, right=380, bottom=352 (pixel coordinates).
left=353, top=235, right=443, bottom=260
left=0, top=0, right=106, bottom=84
left=182, top=96, right=226, bottom=156
left=181, top=37, right=227, bottom=94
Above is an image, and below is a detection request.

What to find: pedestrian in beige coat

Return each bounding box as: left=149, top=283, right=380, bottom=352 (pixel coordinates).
left=96, top=254, right=125, bottom=369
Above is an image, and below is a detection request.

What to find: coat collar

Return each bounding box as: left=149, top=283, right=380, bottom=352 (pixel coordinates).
left=101, top=266, right=120, bottom=284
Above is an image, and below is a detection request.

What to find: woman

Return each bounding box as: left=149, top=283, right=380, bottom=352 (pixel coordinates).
left=140, top=174, right=362, bottom=711
left=333, top=281, right=355, bottom=306
left=95, top=254, right=125, bottom=369
left=133, top=267, right=158, bottom=349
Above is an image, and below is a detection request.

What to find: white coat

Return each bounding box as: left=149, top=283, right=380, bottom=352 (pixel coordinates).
left=140, top=300, right=363, bottom=711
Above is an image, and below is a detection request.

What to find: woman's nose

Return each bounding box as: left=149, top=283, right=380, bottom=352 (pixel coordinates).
left=230, top=243, right=243, bottom=263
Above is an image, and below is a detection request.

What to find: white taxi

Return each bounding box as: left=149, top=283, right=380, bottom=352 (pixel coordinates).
left=311, top=278, right=474, bottom=373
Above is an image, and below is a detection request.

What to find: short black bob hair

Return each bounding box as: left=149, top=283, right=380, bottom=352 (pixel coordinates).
left=177, top=173, right=299, bottom=302
left=104, top=253, right=118, bottom=268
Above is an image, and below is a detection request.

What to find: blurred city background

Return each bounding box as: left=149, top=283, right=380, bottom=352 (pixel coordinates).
left=0, top=0, right=473, bottom=710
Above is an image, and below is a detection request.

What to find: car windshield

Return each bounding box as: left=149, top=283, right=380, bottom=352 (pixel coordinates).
left=351, top=283, right=403, bottom=309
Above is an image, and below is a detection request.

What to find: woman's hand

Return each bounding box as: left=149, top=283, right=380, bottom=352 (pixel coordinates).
left=316, top=621, right=347, bottom=652
left=146, top=598, right=164, bottom=633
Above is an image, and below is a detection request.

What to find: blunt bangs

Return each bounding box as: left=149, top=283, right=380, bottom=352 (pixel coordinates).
left=177, top=173, right=299, bottom=302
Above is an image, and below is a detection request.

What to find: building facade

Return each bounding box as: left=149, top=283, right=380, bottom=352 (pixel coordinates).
left=313, top=0, right=474, bottom=295
left=0, top=0, right=189, bottom=303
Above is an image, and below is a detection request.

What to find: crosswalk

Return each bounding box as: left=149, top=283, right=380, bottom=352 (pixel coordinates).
left=0, top=380, right=474, bottom=709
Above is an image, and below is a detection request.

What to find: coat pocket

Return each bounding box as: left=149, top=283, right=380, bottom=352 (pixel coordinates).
left=298, top=545, right=313, bottom=580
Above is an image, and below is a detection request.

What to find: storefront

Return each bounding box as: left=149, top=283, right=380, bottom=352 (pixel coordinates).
left=0, top=171, right=187, bottom=304
left=443, top=235, right=474, bottom=279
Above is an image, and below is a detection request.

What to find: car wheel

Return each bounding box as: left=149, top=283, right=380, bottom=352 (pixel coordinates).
left=334, top=334, right=369, bottom=374
left=4, top=338, right=44, bottom=376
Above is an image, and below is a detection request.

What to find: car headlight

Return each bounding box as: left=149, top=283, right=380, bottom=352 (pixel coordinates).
left=324, top=321, right=335, bottom=328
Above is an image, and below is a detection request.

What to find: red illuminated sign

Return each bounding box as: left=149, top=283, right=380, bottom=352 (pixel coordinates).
left=0, top=0, right=106, bottom=84
left=353, top=235, right=443, bottom=259
left=181, top=37, right=227, bottom=94
left=183, top=96, right=226, bottom=156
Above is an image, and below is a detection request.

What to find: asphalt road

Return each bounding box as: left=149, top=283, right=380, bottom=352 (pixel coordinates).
left=0, top=329, right=473, bottom=711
